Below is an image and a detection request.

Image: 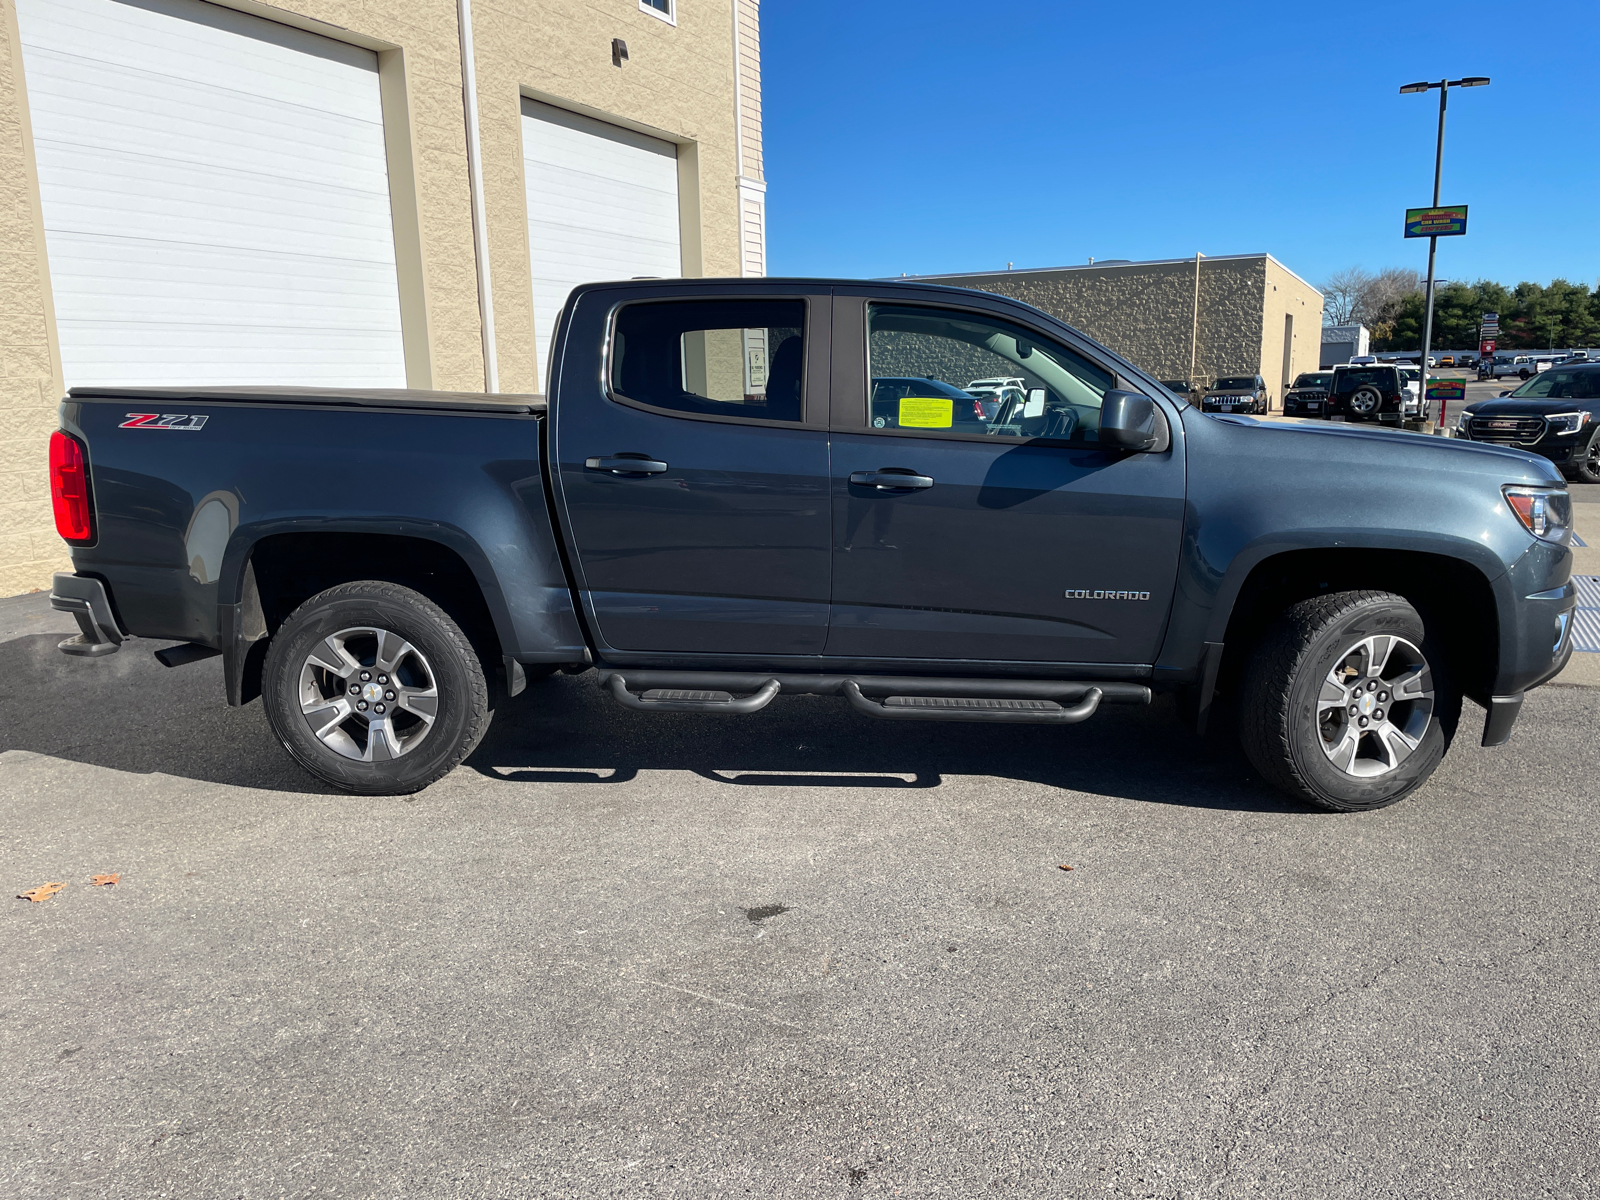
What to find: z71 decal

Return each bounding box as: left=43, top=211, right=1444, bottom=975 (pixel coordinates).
left=120, top=413, right=209, bottom=431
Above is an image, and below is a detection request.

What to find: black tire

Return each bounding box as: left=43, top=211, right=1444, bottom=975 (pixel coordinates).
left=1239, top=591, right=1460, bottom=812
left=1565, top=430, right=1600, bottom=484
left=262, top=581, right=489, bottom=794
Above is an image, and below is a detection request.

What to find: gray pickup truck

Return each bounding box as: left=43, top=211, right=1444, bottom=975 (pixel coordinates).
left=47, top=279, right=1577, bottom=811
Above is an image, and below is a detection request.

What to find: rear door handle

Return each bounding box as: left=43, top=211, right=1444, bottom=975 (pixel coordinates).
left=585, top=455, right=668, bottom=475
left=849, top=469, right=935, bottom=490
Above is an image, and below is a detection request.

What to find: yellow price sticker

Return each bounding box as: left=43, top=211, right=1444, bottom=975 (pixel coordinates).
left=898, top=396, right=953, bottom=428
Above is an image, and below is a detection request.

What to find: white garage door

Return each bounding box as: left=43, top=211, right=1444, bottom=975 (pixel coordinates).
left=522, top=99, right=681, bottom=385
left=15, top=0, right=406, bottom=388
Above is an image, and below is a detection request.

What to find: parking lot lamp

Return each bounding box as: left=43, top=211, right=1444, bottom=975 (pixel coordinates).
left=1401, top=76, right=1489, bottom=394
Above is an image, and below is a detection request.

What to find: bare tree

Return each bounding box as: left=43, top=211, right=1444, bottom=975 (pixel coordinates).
left=1321, top=267, right=1372, bottom=325
left=1321, top=266, right=1422, bottom=327
left=1357, top=267, right=1422, bottom=327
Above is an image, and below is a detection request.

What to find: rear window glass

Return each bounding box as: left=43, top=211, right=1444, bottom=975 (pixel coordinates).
left=611, top=299, right=806, bottom=421
left=1332, top=368, right=1396, bottom=392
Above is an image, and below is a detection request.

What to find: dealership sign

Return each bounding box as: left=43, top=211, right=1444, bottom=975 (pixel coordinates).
left=1405, top=206, right=1469, bottom=238
left=1426, top=378, right=1467, bottom=401
left=1481, top=339, right=1496, bottom=355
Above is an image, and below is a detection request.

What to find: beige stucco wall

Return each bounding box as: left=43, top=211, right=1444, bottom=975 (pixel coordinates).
left=0, top=0, right=752, bottom=593
left=1259, top=257, right=1325, bottom=402
left=913, top=255, right=1325, bottom=405
left=0, top=0, right=65, bottom=595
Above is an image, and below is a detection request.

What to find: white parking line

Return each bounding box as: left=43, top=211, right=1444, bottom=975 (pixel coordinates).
left=1574, top=576, right=1600, bottom=653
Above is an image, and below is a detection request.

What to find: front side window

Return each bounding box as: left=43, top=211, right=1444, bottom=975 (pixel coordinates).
left=611, top=299, right=805, bottom=422
left=865, top=304, right=1114, bottom=443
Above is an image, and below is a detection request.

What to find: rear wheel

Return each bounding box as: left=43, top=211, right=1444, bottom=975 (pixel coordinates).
left=262, top=581, right=489, bottom=794
left=1240, top=591, right=1460, bottom=812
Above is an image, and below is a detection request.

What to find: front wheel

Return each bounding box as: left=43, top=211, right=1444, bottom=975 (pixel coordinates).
left=1239, top=591, right=1460, bottom=812
left=262, top=581, right=490, bottom=794
left=1565, top=431, right=1600, bottom=484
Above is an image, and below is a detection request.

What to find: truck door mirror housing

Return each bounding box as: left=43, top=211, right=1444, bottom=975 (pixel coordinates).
left=1023, top=388, right=1046, bottom=418
left=1099, top=390, right=1166, bottom=452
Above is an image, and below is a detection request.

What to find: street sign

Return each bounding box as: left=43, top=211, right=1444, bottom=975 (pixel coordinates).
left=1426, top=378, right=1466, bottom=401
left=1405, top=205, right=1469, bottom=238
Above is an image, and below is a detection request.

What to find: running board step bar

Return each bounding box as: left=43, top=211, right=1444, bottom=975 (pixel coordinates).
left=605, top=674, right=781, bottom=713
left=598, top=671, right=1147, bottom=722
left=843, top=681, right=1102, bottom=724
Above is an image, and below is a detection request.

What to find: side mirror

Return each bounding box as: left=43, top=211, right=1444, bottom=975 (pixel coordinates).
left=1023, top=388, right=1046, bottom=418
left=1099, top=390, right=1164, bottom=452
left=1499, top=390, right=1511, bottom=397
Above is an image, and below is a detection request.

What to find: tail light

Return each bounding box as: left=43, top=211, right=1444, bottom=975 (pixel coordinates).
left=49, top=431, right=93, bottom=542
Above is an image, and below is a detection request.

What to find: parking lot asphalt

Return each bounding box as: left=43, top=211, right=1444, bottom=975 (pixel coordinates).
left=3, top=593, right=1598, bottom=1199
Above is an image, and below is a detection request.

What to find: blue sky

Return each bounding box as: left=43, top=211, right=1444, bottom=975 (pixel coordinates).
left=762, top=0, right=1600, bottom=293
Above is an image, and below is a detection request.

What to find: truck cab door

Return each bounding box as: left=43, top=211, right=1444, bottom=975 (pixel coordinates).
left=551, top=286, right=833, bottom=659
left=824, top=291, right=1186, bottom=667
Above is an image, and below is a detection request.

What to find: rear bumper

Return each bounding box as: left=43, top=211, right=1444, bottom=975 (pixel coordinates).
left=50, top=572, right=125, bottom=657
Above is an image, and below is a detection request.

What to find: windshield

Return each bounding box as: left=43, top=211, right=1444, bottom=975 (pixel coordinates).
left=1510, top=369, right=1600, bottom=399
left=1213, top=377, right=1256, bottom=390
left=1292, top=374, right=1332, bottom=388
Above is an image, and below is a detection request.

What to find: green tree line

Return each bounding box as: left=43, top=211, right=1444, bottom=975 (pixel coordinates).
left=1371, top=278, right=1600, bottom=351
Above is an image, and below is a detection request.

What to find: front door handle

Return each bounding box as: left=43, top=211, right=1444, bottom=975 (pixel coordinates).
left=585, top=455, right=668, bottom=475
left=849, top=469, right=935, bottom=491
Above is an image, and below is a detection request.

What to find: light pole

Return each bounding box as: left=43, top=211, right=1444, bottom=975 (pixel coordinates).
left=1400, top=76, right=1489, bottom=391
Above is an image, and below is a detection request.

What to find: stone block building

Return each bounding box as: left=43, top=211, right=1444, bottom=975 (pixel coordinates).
left=0, top=0, right=764, bottom=594
left=905, top=254, right=1324, bottom=402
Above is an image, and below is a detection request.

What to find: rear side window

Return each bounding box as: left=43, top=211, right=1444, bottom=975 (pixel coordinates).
left=610, top=299, right=805, bottom=422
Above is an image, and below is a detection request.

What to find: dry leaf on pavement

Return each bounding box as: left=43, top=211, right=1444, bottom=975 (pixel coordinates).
left=90, top=874, right=121, bottom=886
left=18, top=882, right=66, bottom=902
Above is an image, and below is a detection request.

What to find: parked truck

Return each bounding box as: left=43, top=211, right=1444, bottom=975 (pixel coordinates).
left=48, top=279, right=1577, bottom=812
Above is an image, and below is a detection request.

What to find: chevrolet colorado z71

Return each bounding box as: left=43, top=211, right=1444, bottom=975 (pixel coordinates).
left=48, top=279, right=1577, bottom=811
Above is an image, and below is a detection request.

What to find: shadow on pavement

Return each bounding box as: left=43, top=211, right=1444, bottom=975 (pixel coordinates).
left=0, top=631, right=330, bottom=794
left=0, top=629, right=1302, bottom=813
left=464, top=674, right=1306, bottom=815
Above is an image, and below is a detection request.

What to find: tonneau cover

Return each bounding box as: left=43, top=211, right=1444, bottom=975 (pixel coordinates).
left=67, top=385, right=546, bottom=415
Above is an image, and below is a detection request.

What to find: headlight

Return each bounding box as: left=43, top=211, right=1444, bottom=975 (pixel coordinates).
left=1503, top=485, right=1573, bottom=542
left=1547, top=412, right=1591, bottom=436
left=1456, top=409, right=1473, bottom=431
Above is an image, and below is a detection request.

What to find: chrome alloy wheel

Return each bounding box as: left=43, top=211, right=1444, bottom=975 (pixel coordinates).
left=1348, top=385, right=1382, bottom=415
left=1316, top=634, right=1434, bottom=778
left=298, top=627, right=440, bottom=762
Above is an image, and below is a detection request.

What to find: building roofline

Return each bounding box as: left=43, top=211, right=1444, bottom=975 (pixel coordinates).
left=894, top=253, right=1323, bottom=297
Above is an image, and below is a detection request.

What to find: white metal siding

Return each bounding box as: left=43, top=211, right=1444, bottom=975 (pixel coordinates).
left=15, top=0, right=405, bottom=387
left=522, top=99, right=680, bottom=384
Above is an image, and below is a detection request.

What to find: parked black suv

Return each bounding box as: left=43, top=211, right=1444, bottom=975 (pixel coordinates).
left=1455, top=362, right=1600, bottom=483
left=1202, top=375, right=1268, bottom=414
left=1283, top=372, right=1334, bottom=417
left=1326, top=365, right=1407, bottom=423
